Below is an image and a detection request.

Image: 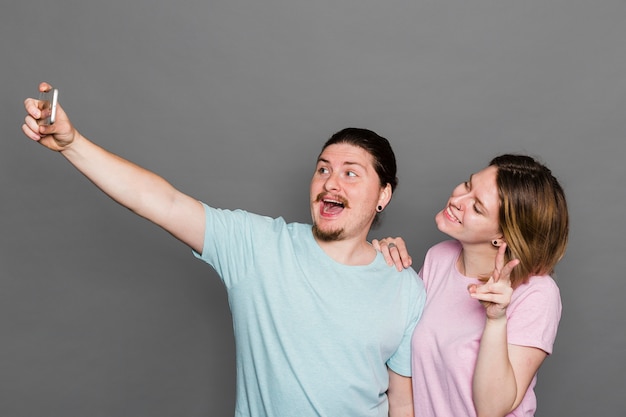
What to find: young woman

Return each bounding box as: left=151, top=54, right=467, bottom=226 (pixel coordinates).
left=376, top=154, right=569, bottom=417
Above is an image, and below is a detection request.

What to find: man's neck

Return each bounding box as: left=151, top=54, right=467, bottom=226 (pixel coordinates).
left=315, top=237, right=377, bottom=266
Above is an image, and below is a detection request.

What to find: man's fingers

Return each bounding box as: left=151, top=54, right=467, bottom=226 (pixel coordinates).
left=39, top=81, right=52, bottom=93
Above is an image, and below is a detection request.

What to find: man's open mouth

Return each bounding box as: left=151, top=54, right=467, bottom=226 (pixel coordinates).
left=322, top=198, right=345, bottom=215
left=317, top=194, right=349, bottom=215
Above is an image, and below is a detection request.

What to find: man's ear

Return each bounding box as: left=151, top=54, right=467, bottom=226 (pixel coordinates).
left=377, top=183, right=393, bottom=212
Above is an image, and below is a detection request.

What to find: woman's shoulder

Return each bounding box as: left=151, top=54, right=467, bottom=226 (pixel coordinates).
left=512, top=274, right=562, bottom=309
left=422, top=240, right=461, bottom=268
left=523, top=273, right=561, bottom=295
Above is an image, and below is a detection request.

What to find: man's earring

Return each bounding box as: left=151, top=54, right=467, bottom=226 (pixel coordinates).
left=376, top=205, right=383, bottom=213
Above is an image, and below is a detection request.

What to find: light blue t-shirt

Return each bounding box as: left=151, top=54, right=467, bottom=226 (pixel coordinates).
left=194, top=204, right=426, bottom=417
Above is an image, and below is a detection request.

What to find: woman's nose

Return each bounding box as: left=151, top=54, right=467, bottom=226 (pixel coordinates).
left=450, top=194, right=464, bottom=210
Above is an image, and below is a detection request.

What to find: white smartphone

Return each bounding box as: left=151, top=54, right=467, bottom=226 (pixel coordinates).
left=38, top=88, right=59, bottom=125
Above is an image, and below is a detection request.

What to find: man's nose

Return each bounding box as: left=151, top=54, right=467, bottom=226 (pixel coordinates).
left=324, top=173, right=341, bottom=191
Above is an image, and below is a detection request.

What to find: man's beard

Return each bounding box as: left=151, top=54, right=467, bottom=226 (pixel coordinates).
left=312, top=224, right=344, bottom=242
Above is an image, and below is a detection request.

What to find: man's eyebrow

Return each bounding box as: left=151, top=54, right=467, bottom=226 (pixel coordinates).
left=316, top=158, right=366, bottom=168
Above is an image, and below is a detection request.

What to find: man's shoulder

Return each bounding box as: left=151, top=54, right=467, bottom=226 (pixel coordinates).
left=375, top=258, right=424, bottom=292
left=202, top=203, right=304, bottom=230
left=402, top=266, right=425, bottom=292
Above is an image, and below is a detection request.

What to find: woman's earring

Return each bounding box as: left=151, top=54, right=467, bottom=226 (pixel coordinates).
left=492, top=240, right=501, bottom=247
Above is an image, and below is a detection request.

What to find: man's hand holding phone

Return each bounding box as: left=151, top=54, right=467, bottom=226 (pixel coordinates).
left=38, top=87, right=58, bottom=125
left=22, top=82, right=78, bottom=152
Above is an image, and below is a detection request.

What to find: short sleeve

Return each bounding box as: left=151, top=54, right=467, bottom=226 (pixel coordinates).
left=387, top=270, right=426, bottom=376
left=506, top=276, right=562, bottom=354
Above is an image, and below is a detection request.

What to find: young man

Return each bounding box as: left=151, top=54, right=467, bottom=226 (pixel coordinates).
left=22, top=82, right=425, bottom=417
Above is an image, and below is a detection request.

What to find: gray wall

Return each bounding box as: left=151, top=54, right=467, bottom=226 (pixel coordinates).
left=2, top=1, right=624, bottom=416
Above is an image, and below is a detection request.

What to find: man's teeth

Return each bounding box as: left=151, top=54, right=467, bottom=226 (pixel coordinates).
left=324, top=199, right=344, bottom=207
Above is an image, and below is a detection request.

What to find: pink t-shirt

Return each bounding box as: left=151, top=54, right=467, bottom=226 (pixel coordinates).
left=412, top=240, right=562, bottom=417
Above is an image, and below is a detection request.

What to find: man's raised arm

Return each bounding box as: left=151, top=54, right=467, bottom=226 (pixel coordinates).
left=22, top=82, right=206, bottom=254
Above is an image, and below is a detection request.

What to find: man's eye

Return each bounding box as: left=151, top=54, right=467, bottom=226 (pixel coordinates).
left=346, top=171, right=357, bottom=177
left=318, top=167, right=329, bottom=174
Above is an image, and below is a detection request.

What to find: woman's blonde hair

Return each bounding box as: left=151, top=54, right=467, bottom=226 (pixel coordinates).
left=490, top=154, right=569, bottom=288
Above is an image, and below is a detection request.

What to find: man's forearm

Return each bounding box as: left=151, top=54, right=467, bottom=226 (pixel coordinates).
left=387, top=370, right=414, bottom=417
left=61, top=133, right=180, bottom=223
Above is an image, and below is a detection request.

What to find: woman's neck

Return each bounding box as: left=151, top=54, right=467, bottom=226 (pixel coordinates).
left=457, top=244, right=497, bottom=277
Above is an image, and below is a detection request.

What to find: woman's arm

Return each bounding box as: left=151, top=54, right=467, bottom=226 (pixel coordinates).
left=472, top=318, right=547, bottom=416
left=469, top=244, right=545, bottom=416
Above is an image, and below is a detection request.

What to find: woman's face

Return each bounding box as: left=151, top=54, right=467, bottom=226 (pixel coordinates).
left=435, top=165, right=503, bottom=245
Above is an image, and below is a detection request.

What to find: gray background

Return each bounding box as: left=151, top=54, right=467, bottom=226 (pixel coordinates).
left=1, top=0, right=624, bottom=416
